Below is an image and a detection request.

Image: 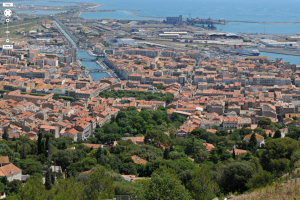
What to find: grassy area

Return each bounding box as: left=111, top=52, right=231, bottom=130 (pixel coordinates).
left=233, top=180, right=300, bottom=200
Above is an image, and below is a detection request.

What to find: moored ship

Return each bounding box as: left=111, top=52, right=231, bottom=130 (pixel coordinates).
left=232, top=45, right=260, bottom=56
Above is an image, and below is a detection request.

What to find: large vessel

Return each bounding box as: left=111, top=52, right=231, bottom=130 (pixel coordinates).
left=232, top=45, right=260, bottom=56
left=223, top=45, right=260, bottom=56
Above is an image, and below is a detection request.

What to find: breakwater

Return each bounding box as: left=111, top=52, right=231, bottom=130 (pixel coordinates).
left=126, top=10, right=164, bottom=19
left=258, top=48, right=300, bottom=56
left=227, top=20, right=300, bottom=24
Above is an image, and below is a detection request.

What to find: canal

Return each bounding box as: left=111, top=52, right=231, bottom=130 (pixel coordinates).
left=53, top=21, right=110, bottom=81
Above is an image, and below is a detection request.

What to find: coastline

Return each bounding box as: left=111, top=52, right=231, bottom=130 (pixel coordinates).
left=77, top=3, right=102, bottom=17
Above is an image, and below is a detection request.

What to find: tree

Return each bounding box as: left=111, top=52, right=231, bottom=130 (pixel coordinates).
left=249, top=133, right=257, bottom=150
left=145, top=167, right=192, bottom=200
left=220, top=162, right=254, bottom=194
left=184, top=137, right=205, bottom=156
left=0, top=177, right=7, bottom=194
left=45, top=134, right=52, bottom=158
left=232, top=148, right=236, bottom=159
left=53, top=93, right=60, bottom=100
left=259, top=137, right=299, bottom=174
left=273, top=130, right=281, bottom=138
left=18, top=177, right=49, bottom=199
left=120, top=163, right=137, bottom=175
left=52, top=149, right=83, bottom=170
left=290, top=149, right=300, bottom=167
left=246, top=170, right=274, bottom=190
left=7, top=179, right=22, bottom=194
left=2, top=129, right=8, bottom=141
left=178, top=170, right=193, bottom=187
left=53, top=137, right=73, bottom=150
left=190, top=128, right=219, bottom=144
left=82, top=165, right=115, bottom=199
left=20, top=137, right=30, bottom=159
left=38, top=132, right=43, bottom=155
left=67, top=157, right=97, bottom=176
left=187, top=167, right=219, bottom=200
left=45, top=167, right=52, bottom=190
left=95, top=147, right=103, bottom=163
left=0, top=143, right=17, bottom=161
left=157, top=84, right=166, bottom=90
left=14, top=158, right=43, bottom=175
left=0, top=176, right=8, bottom=186
left=145, top=130, right=172, bottom=148
left=51, top=178, right=84, bottom=200
left=258, top=118, right=271, bottom=129
left=209, top=146, right=232, bottom=164
left=170, top=113, right=185, bottom=124
left=163, top=147, right=170, bottom=160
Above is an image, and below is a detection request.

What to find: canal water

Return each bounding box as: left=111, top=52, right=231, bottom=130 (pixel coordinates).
left=53, top=21, right=110, bottom=81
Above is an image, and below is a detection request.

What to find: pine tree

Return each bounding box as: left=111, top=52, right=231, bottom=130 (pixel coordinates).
left=45, top=167, right=52, bottom=190
left=96, top=147, right=103, bottom=163
left=2, top=129, right=8, bottom=141
left=232, top=148, right=236, bottom=159
left=170, top=145, right=174, bottom=152
left=37, top=133, right=43, bottom=155
left=249, top=133, right=257, bottom=150
left=51, top=169, right=55, bottom=184
left=21, top=138, right=28, bottom=159
left=273, top=130, right=281, bottom=138
left=163, top=147, right=170, bottom=160
left=45, top=135, right=52, bottom=157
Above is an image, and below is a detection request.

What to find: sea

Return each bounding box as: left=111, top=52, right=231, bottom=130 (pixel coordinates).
left=5, top=0, right=300, bottom=66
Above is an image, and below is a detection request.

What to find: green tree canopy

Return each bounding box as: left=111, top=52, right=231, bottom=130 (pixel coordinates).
left=187, top=166, right=219, bottom=200
left=259, top=137, right=299, bottom=174
left=82, top=165, right=115, bottom=199
left=145, top=166, right=192, bottom=200
left=14, top=158, right=43, bottom=175
left=190, top=128, right=219, bottom=144
left=220, top=162, right=254, bottom=194
left=258, top=118, right=271, bottom=129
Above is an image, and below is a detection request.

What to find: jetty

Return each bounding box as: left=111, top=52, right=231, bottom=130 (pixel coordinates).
left=258, top=47, right=300, bottom=56
left=126, top=10, right=164, bottom=19
left=227, top=20, right=300, bottom=24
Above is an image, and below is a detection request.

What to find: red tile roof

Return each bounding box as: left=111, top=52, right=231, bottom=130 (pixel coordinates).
left=231, top=149, right=248, bottom=156
left=203, top=143, right=215, bottom=151
left=82, top=143, right=102, bottom=149
left=0, top=163, right=21, bottom=176
left=131, top=155, right=147, bottom=165
left=244, top=134, right=264, bottom=142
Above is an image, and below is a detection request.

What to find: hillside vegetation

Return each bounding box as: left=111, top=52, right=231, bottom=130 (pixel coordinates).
left=233, top=179, right=300, bottom=200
